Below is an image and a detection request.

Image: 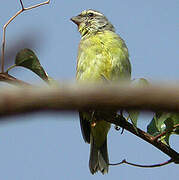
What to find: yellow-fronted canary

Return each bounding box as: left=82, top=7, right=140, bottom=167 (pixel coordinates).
left=71, top=9, right=131, bottom=174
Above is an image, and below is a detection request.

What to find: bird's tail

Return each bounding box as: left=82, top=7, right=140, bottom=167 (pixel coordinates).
left=89, top=136, right=109, bottom=174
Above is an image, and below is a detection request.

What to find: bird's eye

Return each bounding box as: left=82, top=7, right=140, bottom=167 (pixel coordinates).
left=88, top=12, right=94, bottom=17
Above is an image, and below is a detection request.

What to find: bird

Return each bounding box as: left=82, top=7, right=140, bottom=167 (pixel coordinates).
left=71, top=9, right=131, bottom=174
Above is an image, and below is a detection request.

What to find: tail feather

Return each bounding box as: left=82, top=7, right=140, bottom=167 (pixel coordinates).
left=98, top=139, right=109, bottom=174
left=89, top=136, right=109, bottom=174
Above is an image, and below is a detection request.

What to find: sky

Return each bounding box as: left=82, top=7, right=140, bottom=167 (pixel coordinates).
left=0, top=0, right=178, bottom=179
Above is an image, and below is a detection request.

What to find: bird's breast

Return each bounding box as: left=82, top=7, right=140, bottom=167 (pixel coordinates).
left=76, top=32, right=113, bottom=82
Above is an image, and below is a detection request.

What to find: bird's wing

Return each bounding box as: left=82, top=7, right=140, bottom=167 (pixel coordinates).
left=79, top=112, right=90, bottom=143
left=101, top=31, right=131, bottom=81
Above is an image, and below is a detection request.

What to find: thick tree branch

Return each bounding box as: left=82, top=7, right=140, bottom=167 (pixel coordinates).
left=0, top=83, right=178, bottom=163
left=0, top=83, right=179, bottom=114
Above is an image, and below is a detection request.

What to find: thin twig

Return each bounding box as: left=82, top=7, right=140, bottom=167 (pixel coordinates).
left=109, top=158, right=173, bottom=168
left=0, top=73, right=31, bottom=86
left=19, top=0, right=24, bottom=10
left=94, top=111, right=179, bottom=163
left=1, top=0, right=50, bottom=73
left=23, top=0, right=50, bottom=11
left=103, top=114, right=179, bottom=163
left=152, top=124, right=179, bottom=141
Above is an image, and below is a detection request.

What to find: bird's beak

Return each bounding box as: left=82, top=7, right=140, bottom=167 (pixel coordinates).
left=70, top=15, right=82, bottom=26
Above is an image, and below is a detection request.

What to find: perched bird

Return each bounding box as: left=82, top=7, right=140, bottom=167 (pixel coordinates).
left=71, top=9, right=131, bottom=174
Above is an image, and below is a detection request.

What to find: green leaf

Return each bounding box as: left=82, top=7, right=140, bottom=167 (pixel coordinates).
left=137, top=78, right=149, bottom=86
left=154, top=112, right=171, bottom=145
left=127, top=78, right=149, bottom=131
left=132, top=78, right=149, bottom=87
left=15, top=48, right=48, bottom=81
left=155, top=112, right=170, bottom=132
left=46, top=76, right=59, bottom=87
left=162, top=117, right=174, bottom=145
left=127, top=110, right=139, bottom=133
left=147, top=112, right=169, bottom=145
left=169, top=114, right=179, bottom=135
left=147, top=112, right=179, bottom=146
left=147, top=117, right=160, bottom=136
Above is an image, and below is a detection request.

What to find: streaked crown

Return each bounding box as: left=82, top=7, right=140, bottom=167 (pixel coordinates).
left=71, top=9, right=115, bottom=36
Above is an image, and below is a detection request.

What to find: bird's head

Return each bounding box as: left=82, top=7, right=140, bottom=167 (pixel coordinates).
left=71, top=9, right=115, bottom=36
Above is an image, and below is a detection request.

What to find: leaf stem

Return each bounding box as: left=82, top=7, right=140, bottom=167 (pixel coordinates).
left=6, top=64, right=17, bottom=73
